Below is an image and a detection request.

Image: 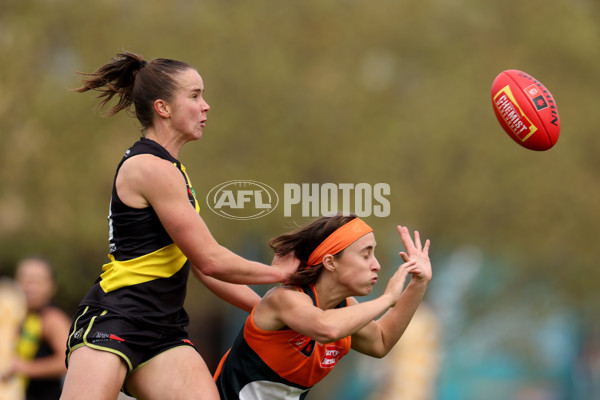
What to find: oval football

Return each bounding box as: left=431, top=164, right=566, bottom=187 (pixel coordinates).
left=491, top=69, right=560, bottom=151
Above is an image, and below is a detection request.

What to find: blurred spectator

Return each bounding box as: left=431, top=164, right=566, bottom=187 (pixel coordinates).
left=0, top=277, right=27, bottom=399
left=12, top=256, right=71, bottom=400
left=369, top=302, right=441, bottom=400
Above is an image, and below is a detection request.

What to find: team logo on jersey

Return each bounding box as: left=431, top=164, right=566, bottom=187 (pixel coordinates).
left=289, top=334, right=316, bottom=357
left=321, top=345, right=344, bottom=368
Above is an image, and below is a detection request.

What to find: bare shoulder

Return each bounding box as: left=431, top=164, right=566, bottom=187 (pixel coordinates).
left=119, top=154, right=181, bottom=182
left=41, top=306, right=71, bottom=326
left=117, top=154, right=186, bottom=208
left=41, top=306, right=71, bottom=340
left=261, top=286, right=309, bottom=306
left=253, top=286, right=312, bottom=331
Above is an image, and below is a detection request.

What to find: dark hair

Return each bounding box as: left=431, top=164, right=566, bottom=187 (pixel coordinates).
left=16, top=255, right=56, bottom=281
left=74, top=51, right=193, bottom=130
left=269, top=214, right=358, bottom=287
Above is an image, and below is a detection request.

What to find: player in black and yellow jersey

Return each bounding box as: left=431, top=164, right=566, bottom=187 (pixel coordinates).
left=60, top=52, right=298, bottom=400
left=12, top=256, right=71, bottom=400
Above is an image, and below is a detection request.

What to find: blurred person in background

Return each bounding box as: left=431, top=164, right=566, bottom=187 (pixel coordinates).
left=59, top=51, right=297, bottom=400
left=9, top=256, right=71, bottom=400
left=368, top=302, right=441, bottom=400
left=214, top=214, right=432, bottom=399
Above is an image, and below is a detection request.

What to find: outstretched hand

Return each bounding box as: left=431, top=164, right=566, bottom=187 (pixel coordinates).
left=397, top=225, right=432, bottom=284
left=383, top=259, right=419, bottom=305
left=271, top=252, right=301, bottom=281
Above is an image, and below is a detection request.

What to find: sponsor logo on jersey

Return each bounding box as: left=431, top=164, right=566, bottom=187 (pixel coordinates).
left=320, top=345, right=344, bottom=368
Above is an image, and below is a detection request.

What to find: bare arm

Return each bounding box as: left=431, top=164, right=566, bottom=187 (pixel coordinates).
left=351, top=226, right=432, bottom=358
left=350, top=280, right=428, bottom=358
left=117, top=155, right=298, bottom=284
left=192, top=267, right=260, bottom=313
left=253, top=259, right=418, bottom=344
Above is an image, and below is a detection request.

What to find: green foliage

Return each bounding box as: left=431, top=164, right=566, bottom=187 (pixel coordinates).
left=1, top=0, right=599, bottom=313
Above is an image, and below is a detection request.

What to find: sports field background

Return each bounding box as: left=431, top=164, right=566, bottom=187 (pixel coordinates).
left=1, top=1, right=599, bottom=398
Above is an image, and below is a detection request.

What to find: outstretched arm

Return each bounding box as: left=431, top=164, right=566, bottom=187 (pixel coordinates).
left=351, top=226, right=432, bottom=358
left=253, top=259, right=419, bottom=344
left=119, top=155, right=299, bottom=284
left=192, top=267, right=260, bottom=313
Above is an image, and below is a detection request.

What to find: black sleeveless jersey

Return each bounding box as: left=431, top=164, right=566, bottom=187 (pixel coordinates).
left=18, top=309, right=63, bottom=399
left=79, top=138, right=200, bottom=334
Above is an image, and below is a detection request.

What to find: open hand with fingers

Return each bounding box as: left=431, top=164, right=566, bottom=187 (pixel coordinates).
left=397, top=225, right=432, bottom=284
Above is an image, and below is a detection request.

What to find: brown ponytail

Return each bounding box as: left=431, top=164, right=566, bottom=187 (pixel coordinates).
left=74, top=51, right=193, bottom=130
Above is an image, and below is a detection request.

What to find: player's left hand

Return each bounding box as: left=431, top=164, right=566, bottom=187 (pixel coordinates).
left=397, top=226, right=432, bottom=284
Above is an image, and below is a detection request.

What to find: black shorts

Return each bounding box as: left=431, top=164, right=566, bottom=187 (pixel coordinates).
left=66, top=305, right=196, bottom=374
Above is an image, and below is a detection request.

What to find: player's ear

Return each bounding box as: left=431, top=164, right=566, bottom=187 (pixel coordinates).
left=322, top=254, right=336, bottom=272
left=154, top=99, right=170, bottom=118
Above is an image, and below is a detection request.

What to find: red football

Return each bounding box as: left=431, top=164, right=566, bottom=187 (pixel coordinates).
left=491, top=69, right=560, bottom=151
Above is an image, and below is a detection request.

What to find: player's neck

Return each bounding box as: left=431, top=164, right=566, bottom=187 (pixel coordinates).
left=313, top=279, right=349, bottom=310
left=143, top=129, right=185, bottom=159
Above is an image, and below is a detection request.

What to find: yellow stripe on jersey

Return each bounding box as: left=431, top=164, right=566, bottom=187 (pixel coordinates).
left=17, top=313, right=42, bottom=360
left=99, top=243, right=187, bottom=293
left=16, top=313, right=42, bottom=389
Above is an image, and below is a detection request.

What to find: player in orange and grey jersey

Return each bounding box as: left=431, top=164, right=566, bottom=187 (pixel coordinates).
left=214, top=214, right=432, bottom=399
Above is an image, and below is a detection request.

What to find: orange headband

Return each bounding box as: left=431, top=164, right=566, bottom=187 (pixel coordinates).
left=306, top=218, right=374, bottom=267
